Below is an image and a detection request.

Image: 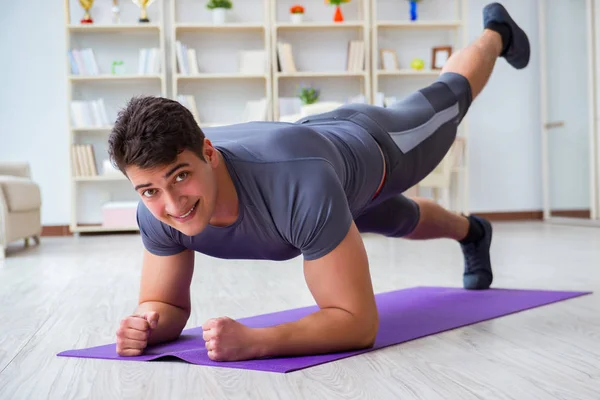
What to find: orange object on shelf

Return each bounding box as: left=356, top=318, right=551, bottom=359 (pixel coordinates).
left=290, top=5, right=304, bottom=14
left=334, top=6, right=344, bottom=22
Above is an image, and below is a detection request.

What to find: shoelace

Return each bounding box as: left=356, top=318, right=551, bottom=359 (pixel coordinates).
left=463, top=242, right=480, bottom=273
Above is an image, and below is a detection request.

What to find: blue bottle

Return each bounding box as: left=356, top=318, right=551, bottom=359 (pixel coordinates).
left=410, top=0, right=418, bottom=21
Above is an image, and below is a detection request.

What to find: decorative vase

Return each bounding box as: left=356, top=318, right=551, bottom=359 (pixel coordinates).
left=291, top=13, right=303, bottom=24
left=410, top=1, right=418, bottom=21
left=334, top=6, right=344, bottom=22
left=212, top=8, right=226, bottom=24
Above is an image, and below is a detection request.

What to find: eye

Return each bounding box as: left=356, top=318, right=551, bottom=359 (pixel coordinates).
left=175, top=171, right=189, bottom=182
left=142, top=188, right=157, bottom=198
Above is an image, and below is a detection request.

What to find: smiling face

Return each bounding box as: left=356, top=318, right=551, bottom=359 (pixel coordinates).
left=126, top=143, right=219, bottom=236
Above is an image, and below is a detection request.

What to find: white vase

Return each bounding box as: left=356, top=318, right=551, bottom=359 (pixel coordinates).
left=212, top=8, right=226, bottom=24
left=290, top=13, right=303, bottom=24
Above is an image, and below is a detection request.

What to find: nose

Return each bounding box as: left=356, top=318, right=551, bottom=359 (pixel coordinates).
left=164, top=191, right=187, bottom=215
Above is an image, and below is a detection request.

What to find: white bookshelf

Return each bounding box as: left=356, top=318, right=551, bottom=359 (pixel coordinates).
left=270, top=0, right=371, bottom=121
left=375, top=20, right=463, bottom=28
left=171, top=0, right=272, bottom=128
left=371, top=0, right=469, bottom=214
left=65, top=0, right=168, bottom=233
left=175, top=22, right=266, bottom=31
left=62, top=0, right=471, bottom=234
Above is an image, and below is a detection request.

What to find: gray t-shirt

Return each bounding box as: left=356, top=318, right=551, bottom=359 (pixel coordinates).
left=136, top=119, right=383, bottom=261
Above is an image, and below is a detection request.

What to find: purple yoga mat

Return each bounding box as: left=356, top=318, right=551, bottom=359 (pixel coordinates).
left=57, top=286, right=591, bottom=373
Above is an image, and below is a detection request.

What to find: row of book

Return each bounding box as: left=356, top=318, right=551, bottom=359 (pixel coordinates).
left=175, top=41, right=268, bottom=75
left=276, top=42, right=297, bottom=73
left=177, top=95, right=201, bottom=123
left=346, top=40, right=366, bottom=72
left=68, top=41, right=422, bottom=77
left=137, top=48, right=162, bottom=75
left=175, top=41, right=200, bottom=75
left=67, top=47, right=161, bottom=75
left=71, top=144, right=98, bottom=177
left=276, top=40, right=366, bottom=73
left=69, top=93, right=384, bottom=130
left=68, top=48, right=99, bottom=75
left=177, top=95, right=269, bottom=125
left=70, top=99, right=111, bottom=128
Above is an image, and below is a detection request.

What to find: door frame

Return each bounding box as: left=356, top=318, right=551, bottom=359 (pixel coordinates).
left=539, top=0, right=600, bottom=225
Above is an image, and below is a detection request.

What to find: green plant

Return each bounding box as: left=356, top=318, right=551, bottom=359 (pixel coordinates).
left=326, top=0, right=350, bottom=5
left=206, top=0, right=233, bottom=10
left=298, top=84, right=320, bottom=105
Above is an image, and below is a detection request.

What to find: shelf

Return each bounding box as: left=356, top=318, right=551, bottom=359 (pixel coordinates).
left=276, top=71, right=367, bottom=78
left=376, top=21, right=463, bottom=29
left=275, top=21, right=365, bottom=29
left=176, top=73, right=268, bottom=80
left=72, top=225, right=139, bottom=233
left=66, top=0, right=168, bottom=235
left=71, top=126, right=113, bottom=132
left=175, top=23, right=265, bottom=31
left=67, top=24, right=161, bottom=32
left=74, top=175, right=127, bottom=182
left=69, top=74, right=163, bottom=82
left=377, top=69, right=441, bottom=76
left=200, top=122, right=236, bottom=128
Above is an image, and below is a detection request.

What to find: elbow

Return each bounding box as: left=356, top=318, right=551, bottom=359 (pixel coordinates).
left=356, top=313, right=379, bottom=349
left=361, top=327, right=378, bottom=349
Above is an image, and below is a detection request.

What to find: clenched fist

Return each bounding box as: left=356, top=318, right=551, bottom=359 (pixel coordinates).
left=116, top=311, right=159, bottom=356
left=202, top=317, right=259, bottom=361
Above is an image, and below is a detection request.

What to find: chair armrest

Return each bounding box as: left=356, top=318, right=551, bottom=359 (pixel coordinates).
left=0, top=162, right=31, bottom=178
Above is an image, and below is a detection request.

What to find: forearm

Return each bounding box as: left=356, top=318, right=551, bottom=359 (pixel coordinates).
left=254, top=308, right=378, bottom=358
left=135, top=301, right=190, bottom=345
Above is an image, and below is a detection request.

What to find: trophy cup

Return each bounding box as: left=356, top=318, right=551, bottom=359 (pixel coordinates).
left=79, top=0, right=94, bottom=24
left=112, top=0, right=121, bottom=24
left=132, top=0, right=156, bottom=23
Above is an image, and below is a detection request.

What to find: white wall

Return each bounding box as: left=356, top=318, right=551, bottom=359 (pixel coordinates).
left=543, top=0, right=591, bottom=211
left=466, top=0, right=542, bottom=212
left=0, top=0, right=545, bottom=226
left=0, top=1, right=70, bottom=225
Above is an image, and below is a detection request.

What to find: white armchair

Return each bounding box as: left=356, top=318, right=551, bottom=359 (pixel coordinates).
left=0, top=162, right=42, bottom=258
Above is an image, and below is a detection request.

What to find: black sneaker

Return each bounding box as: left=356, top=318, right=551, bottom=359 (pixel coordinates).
left=461, top=216, right=493, bottom=290
left=483, top=2, right=530, bottom=69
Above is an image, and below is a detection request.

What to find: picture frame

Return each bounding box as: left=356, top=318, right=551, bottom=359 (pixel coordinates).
left=380, top=49, right=399, bottom=71
left=432, top=46, right=452, bottom=70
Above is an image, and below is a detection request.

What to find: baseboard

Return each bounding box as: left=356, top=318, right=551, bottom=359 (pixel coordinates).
left=548, top=210, right=591, bottom=219
left=41, top=225, right=139, bottom=236
left=472, top=211, right=544, bottom=221
left=473, top=209, right=592, bottom=221
left=41, top=225, right=72, bottom=236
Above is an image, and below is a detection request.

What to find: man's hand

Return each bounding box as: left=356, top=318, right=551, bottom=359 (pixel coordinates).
left=202, top=317, right=258, bottom=361
left=116, top=311, right=159, bottom=356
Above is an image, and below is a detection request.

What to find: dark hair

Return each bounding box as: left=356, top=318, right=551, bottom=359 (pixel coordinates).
left=108, top=96, right=205, bottom=174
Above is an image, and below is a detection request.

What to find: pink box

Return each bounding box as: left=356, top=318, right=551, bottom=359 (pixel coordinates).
left=102, top=201, right=138, bottom=228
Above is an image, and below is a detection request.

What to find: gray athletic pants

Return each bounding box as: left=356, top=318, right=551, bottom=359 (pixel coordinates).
left=299, top=72, right=473, bottom=237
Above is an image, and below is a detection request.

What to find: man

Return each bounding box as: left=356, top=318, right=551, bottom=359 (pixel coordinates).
left=109, top=3, right=529, bottom=361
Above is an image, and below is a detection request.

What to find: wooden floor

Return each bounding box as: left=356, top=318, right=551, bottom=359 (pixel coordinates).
left=0, top=221, right=599, bottom=399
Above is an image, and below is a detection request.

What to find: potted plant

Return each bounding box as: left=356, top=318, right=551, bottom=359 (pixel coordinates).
left=290, top=5, right=304, bottom=24
left=298, top=84, right=320, bottom=105
left=206, top=0, right=232, bottom=24
left=325, top=0, right=350, bottom=23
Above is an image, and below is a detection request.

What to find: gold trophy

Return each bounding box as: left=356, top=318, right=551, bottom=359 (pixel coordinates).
left=79, top=0, right=94, bottom=24
left=132, top=0, right=156, bottom=23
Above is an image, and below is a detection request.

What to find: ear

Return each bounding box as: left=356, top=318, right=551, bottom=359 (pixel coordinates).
left=203, top=139, right=218, bottom=166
